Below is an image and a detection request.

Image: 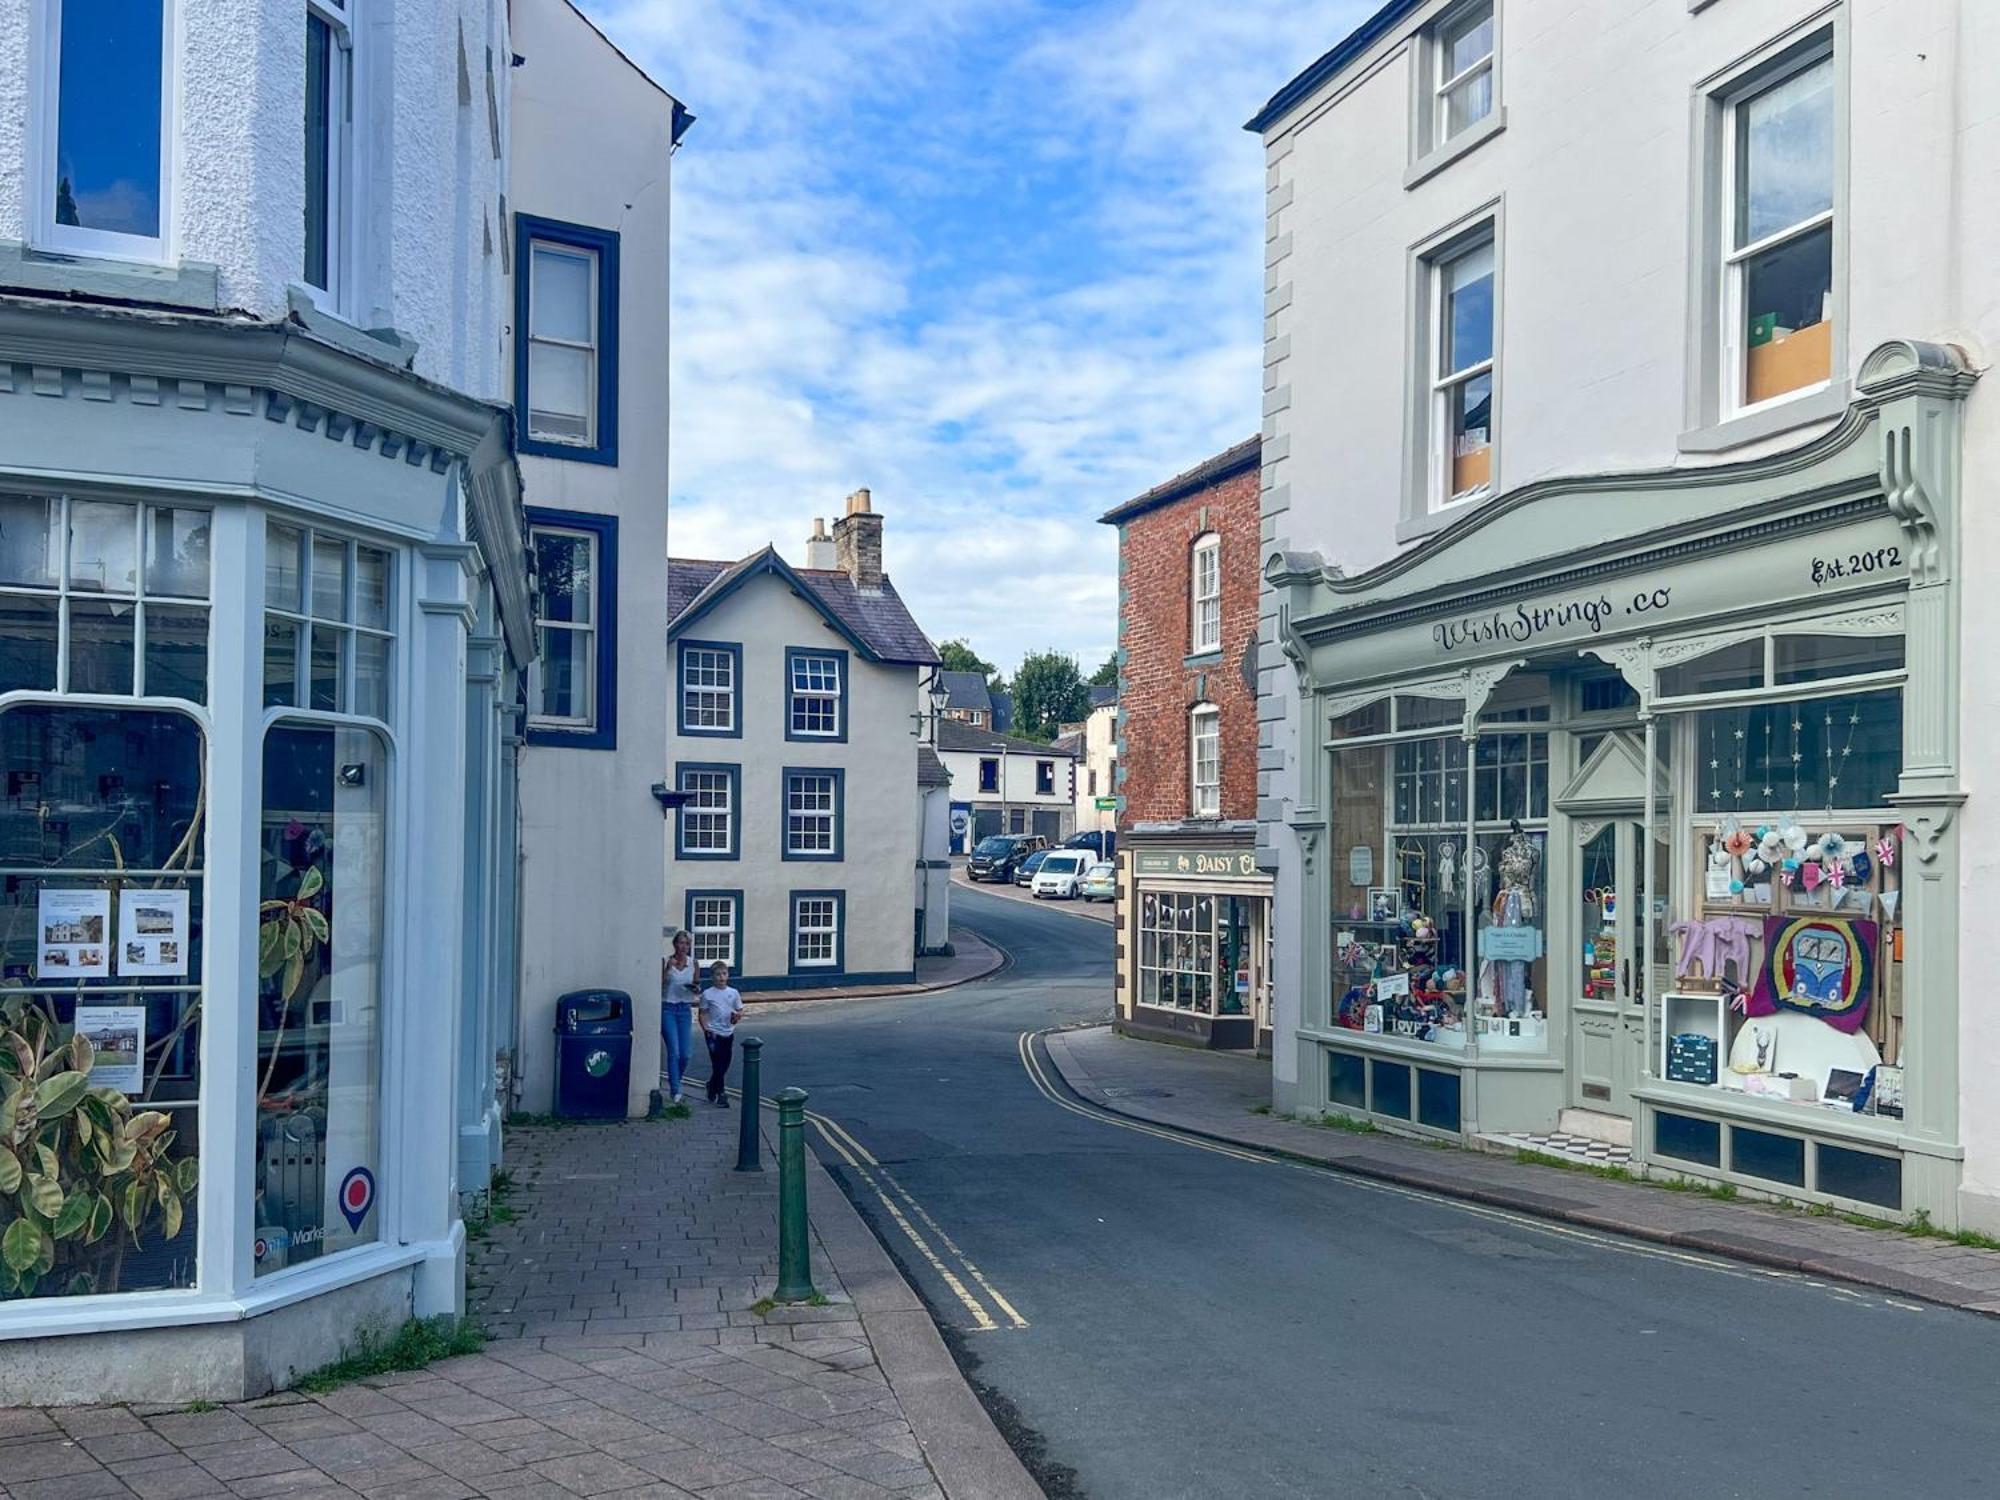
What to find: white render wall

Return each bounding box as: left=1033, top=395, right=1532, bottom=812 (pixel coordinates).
left=666, top=580, right=923, bottom=985
left=511, top=0, right=678, bottom=1113
left=0, top=0, right=508, bottom=400
left=937, top=748, right=1077, bottom=817
left=1257, top=0, right=2000, bottom=1207
left=1074, top=704, right=1118, bottom=832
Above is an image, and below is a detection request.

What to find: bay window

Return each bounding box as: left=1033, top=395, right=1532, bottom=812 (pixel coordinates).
left=39, top=0, right=171, bottom=260
left=264, top=520, right=393, bottom=720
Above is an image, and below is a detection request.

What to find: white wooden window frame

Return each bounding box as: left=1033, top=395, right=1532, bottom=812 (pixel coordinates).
left=527, top=525, right=596, bottom=730
left=789, top=652, right=842, bottom=737
left=263, top=520, right=396, bottom=722
left=681, top=647, right=735, bottom=731
left=679, top=769, right=734, bottom=854
left=1191, top=703, right=1221, bottom=819
left=1190, top=533, right=1221, bottom=654
left=1433, top=1, right=1495, bottom=144
left=31, top=0, right=177, bottom=264
left=689, top=894, right=739, bottom=969
left=525, top=240, right=601, bottom=447
left=1719, top=47, right=1836, bottom=421
left=785, top=772, right=838, bottom=855
left=793, top=895, right=839, bottom=968
left=1431, top=235, right=1496, bottom=512
left=302, top=0, right=357, bottom=313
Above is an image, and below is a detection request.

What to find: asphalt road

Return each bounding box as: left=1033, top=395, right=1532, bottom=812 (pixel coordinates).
left=748, top=886, right=2000, bottom=1499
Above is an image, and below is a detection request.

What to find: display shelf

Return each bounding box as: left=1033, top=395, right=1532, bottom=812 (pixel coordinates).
left=1660, top=990, right=1732, bottom=1086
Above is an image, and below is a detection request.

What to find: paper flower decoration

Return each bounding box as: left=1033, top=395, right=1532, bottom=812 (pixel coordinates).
left=1748, top=858, right=1768, bottom=876
left=1849, top=851, right=1873, bottom=886
left=1782, top=824, right=1808, bottom=852
left=1725, top=829, right=1755, bottom=858
left=1805, top=842, right=1823, bottom=862
left=1820, top=832, right=1848, bottom=862
left=1801, top=862, right=1823, bottom=892
left=1875, top=836, right=1897, bottom=868
left=1708, top=845, right=1732, bottom=870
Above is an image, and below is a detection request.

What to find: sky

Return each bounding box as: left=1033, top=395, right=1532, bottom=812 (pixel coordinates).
left=584, top=0, right=1371, bottom=676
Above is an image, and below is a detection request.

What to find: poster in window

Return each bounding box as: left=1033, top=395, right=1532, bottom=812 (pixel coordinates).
left=74, top=1005, right=145, bottom=1094
left=37, top=888, right=112, bottom=979
left=117, top=888, right=190, bottom=977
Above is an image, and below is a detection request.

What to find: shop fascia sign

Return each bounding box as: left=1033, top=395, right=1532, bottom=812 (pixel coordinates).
left=1134, top=849, right=1261, bottom=878
left=1312, top=509, right=1906, bottom=683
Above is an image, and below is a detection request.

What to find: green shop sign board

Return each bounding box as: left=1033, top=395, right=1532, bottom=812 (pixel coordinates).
left=1134, top=849, right=1262, bottom=879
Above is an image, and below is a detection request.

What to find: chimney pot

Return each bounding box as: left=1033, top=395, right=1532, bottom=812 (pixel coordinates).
left=804, top=517, right=837, bottom=571
left=846, top=488, right=872, bottom=516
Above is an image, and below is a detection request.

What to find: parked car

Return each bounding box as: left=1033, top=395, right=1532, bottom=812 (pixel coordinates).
left=1014, top=849, right=1053, bottom=887
left=1079, top=860, right=1117, bottom=903
left=967, top=834, right=1046, bottom=882
left=1033, top=851, right=1092, bottom=899
left=1064, top=830, right=1117, bottom=861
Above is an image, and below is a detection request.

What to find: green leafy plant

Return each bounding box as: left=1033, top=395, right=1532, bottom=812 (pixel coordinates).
left=258, top=864, right=329, bottom=1101
left=0, top=995, right=196, bottom=1299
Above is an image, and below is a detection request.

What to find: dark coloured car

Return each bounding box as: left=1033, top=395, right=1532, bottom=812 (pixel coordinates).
left=1014, top=849, right=1052, bottom=888
left=967, top=834, right=1045, bottom=882
left=1064, top=830, right=1117, bottom=862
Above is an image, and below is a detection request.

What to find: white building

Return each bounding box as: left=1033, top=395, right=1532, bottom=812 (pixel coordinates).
left=666, top=492, right=946, bottom=988
left=1254, top=0, right=2000, bottom=1229
left=938, top=719, right=1080, bottom=848
left=0, top=0, right=683, bottom=1402
left=1069, top=689, right=1120, bottom=835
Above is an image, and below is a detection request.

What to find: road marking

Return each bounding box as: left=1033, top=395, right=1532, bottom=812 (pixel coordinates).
left=954, top=876, right=1115, bottom=926
left=1016, top=1030, right=1904, bottom=1303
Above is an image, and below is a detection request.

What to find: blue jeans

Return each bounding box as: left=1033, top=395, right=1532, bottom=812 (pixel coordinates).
left=660, top=1001, right=692, bottom=1099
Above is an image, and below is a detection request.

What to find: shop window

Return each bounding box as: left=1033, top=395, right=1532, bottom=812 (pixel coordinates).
left=1136, top=891, right=1217, bottom=1013
left=1190, top=533, right=1220, bottom=654
left=1472, top=730, right=1547, bottom=822
left=515, top=215, right=620, bottom=464
left=1330, top=700, right=1390, bottom=739
left=1658, top=638, right=1765, bottom=698
left=303, top=0, right=356, bottom=307
left=254, top=722, right=384, bottom=1277
left=1395, top=695, right=1461, bottom=732
left=1773, top=633, right=1903, bottom=686
left=1328, top=1051, right=1367, bottom=1111
left=1578, top=674, right=1639, bottom=714
left=1725, top=50, right=1835, bottom=411
left=678, top=640, right=739, bottom=737
left=979, top=758, right=999, bottom=794
left=36, top=0, right=170, bottom=260
left=1417, top=1068, right=1462, bottom=1132
left=1370, top=1059, right=1412, bottom=1120
left=1654, top=1111, right=1722, bottom=1167
left=790, top=891, right=842, bottom=972
left=1816, top=1143, right=1901, bottom=1211
left=675, top=763, right=738, bottom=860
left=1730, top=1126, right=1806, bottom=1188
left=786, top=649, right=846, bottom=742
left=686, top=890, right=741, bottom=972
left=264, top=520, right=392, bottom=720
left=1693, top=689, right=1900, bottom=813
left=0, top=705, right=204, bottom=1299
left=1429, top=234, right=1496, bottom=509
left=0, top=494, right=211, bottom=701
left=782, top=769, right=843, bottom=861
left=1190, top=705, right=1220, bottom=818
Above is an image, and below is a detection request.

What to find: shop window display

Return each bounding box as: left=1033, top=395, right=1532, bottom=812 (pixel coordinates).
left=254, top=724, right=384, bottom=1276
left=0, top=706, right=204, bottom=1300
left=1136, top=892, right=1255, bottom=1017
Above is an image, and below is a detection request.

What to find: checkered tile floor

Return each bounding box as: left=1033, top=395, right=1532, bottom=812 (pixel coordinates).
left=1490, top=1130, right=1633, bottom=1165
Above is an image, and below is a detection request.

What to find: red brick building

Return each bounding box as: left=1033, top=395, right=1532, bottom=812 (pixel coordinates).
left=1100, top=437, right=1273, bottom=1051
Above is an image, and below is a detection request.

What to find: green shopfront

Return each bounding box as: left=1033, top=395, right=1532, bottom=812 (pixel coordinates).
left=1117, top=826, right=1273, bottom=1052
left=1266, top=341, right=1974, bottom=1223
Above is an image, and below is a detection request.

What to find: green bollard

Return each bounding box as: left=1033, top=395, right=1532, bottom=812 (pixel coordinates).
left=775, top=1087, right=817, bottom=1303
left=735, top=1038, right=763, bottom=1172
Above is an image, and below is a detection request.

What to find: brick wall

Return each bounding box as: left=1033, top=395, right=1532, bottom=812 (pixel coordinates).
left=1116, top=457, right=1261, bottom=824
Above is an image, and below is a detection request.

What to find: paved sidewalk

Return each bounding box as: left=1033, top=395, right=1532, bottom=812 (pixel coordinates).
left=0, top=1106, right=1037, bottom=1500
left=1045, top=1024, right=2000, bottom=1317
left=760, top=929, right=1004, bottom=1004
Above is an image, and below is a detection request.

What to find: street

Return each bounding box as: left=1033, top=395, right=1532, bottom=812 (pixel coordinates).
left=754, top=886, right=2000, bottom=1500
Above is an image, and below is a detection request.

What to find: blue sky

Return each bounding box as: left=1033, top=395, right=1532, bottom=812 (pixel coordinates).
left=586, top=0, right=1371, bottom=675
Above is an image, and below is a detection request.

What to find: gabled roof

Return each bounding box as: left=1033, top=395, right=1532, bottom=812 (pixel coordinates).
left=1245, top=1, right=1420, bottom=135
left=1089, top=683, right=1119, bottom=709
left=936, top=718, right=1077, bottom=759
left=1051, top=730, right=1083, bottom=757
left=938, top=671, right=994, bottom=715
left=917, top=745, right=952, bottom=788
left=667, top=548, right=940, bottom=666
left=1099, top=436, right=1260, bottom=526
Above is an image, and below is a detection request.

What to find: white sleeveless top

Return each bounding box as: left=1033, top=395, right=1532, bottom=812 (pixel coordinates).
left=663, top=958, right=700, bottom=1007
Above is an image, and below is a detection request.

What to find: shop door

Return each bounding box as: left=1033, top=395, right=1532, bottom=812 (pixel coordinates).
left=1568, top=815, right=1657, bottom=1116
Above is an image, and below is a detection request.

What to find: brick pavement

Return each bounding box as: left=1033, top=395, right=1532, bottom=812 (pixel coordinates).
left=1045, top=1023, right=2000, bottom=1317
left=0, top=1110, right=948, bottom=1500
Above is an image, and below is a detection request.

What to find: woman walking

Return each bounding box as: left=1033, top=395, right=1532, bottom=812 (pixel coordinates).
left=660, top=932, right=698, bottom=1107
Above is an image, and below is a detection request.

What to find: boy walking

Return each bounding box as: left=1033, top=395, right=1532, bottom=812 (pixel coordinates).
left=698, top=961, right=744, bottom=1107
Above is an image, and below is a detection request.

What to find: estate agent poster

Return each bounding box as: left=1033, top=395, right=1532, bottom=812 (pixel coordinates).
left=118, top=889, right=190, bottom=977
left=74, top=1005, right=145, bottom=1093
left=37, top=888, right=111, bottom=978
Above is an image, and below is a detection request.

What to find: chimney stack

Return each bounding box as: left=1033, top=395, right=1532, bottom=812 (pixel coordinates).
left=804, top=517, right=837, bottom=570
left=832, top=488, right=883, bottom=592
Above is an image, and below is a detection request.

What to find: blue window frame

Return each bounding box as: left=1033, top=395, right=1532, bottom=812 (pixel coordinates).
left=788, top=889, right=845, bottom=976
left=781, top=767, right=844, bottom=861
left=678, top=639, right=742, bottom=738
left=674, top=761, right=739, bottom=860
left=525, top=507, right=617, bottom=750
left=785, top=646, right=848, bottom=743
left=514, top=214, right=620, bottom=466
left=685, top=888, right=743, bottom=973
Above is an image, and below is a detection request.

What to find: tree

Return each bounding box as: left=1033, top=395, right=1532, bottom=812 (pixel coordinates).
left=937, top=640, right=997, bottom=680
left=1011, top=650, right=1091, bottom=740
left=1088, top=654, right=1118, bottom=687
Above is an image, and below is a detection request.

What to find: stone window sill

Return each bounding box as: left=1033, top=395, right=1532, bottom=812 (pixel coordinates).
left=1678, top=382, right=1849, bottom=455
left=1404, top=110, right=1507, bottom=192
left=0, top=240, right=218, bottom=312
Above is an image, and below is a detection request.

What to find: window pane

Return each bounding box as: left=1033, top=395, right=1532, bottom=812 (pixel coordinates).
left=1447, top=371, right=1493, bottom=496
left=144, top=506, right=211, bottom=599
left=309, top=624, right=344, bottom=713
left=1443, top=243, right=1494, bottom=375
left=1694, top=691, right=1901, bottom=813
left=70, top=500, right=137, bottom=595
left=267, top=523, right=304, bottom=611
left=354, top=547, right=391, bottom=630
left=1658, top=638, right=1764, bottom=697
left=353, top=633, right=390, bottom=720
left=264, top=617, right=299, bottom=707
left=1445, top=67, right=1493, bottom=136
left=0, top=593, right=59, bottom=690
left=1330, top=700, right=1390, bottom=739
left=142, top=603, right=208, bottom=704
left=0, top=494, right=61, bottom=587
left=533, top=532, right=592, bottom=625
left=55, top=0, right=164, bottom=238
left=312, top=536, right=349, bottom=621
left=1442, top=4, right=1494, bottom=78
left=530, top=245, right=594, bottom=342
left=1743, top=224, right=1833, bottom=405
left=537, top=627, right=591, bottom=721
left=304, top=13, right=332, bottom=289
left=1774, top=634, right=1904, bottom=686
left=256, top=724, right=386, bottom=1275
left=69, top=598, right=135, bottom=694
left=528, top=344, right=593, bottom=438
left=1737, top=59, right=1833, bottom=246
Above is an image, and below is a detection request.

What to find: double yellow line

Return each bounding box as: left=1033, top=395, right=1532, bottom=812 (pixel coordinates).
left=796, top=1100, right=1030, bottom=1333
left=1016, top=1029, right=1274, bottom=1167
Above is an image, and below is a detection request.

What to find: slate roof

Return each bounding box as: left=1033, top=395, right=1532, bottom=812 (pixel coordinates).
left=1098, top=436, right=1261, bottom=526
left=1052, top=730, right=1083, bottom=757
left=936, top=718, right=1077, bottom=758
left=1089, top=683, right=1118, bottom=710
left=938, top=671, right=995, bottom=716
left=917, top=745, right=952, bottom=788
left=990, top=690, right=1015, bottom=734
left=667, top=548, right=940, bottom=666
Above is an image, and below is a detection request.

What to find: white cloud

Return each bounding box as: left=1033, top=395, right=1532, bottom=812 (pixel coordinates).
left=581, top=0, right=1367, bottom=671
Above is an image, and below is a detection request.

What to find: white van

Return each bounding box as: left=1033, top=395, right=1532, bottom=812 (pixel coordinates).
left=1032, top=850, right=1091, bottom=900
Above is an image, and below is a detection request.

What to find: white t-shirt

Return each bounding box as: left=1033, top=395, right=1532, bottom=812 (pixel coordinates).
left=700, top=985, right=743, bottom=1036
left=663, top=958, right=700, bottom=1007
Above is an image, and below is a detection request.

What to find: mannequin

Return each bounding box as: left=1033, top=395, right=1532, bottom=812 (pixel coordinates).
left=1482, top=820, right=1540, bottom=1017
